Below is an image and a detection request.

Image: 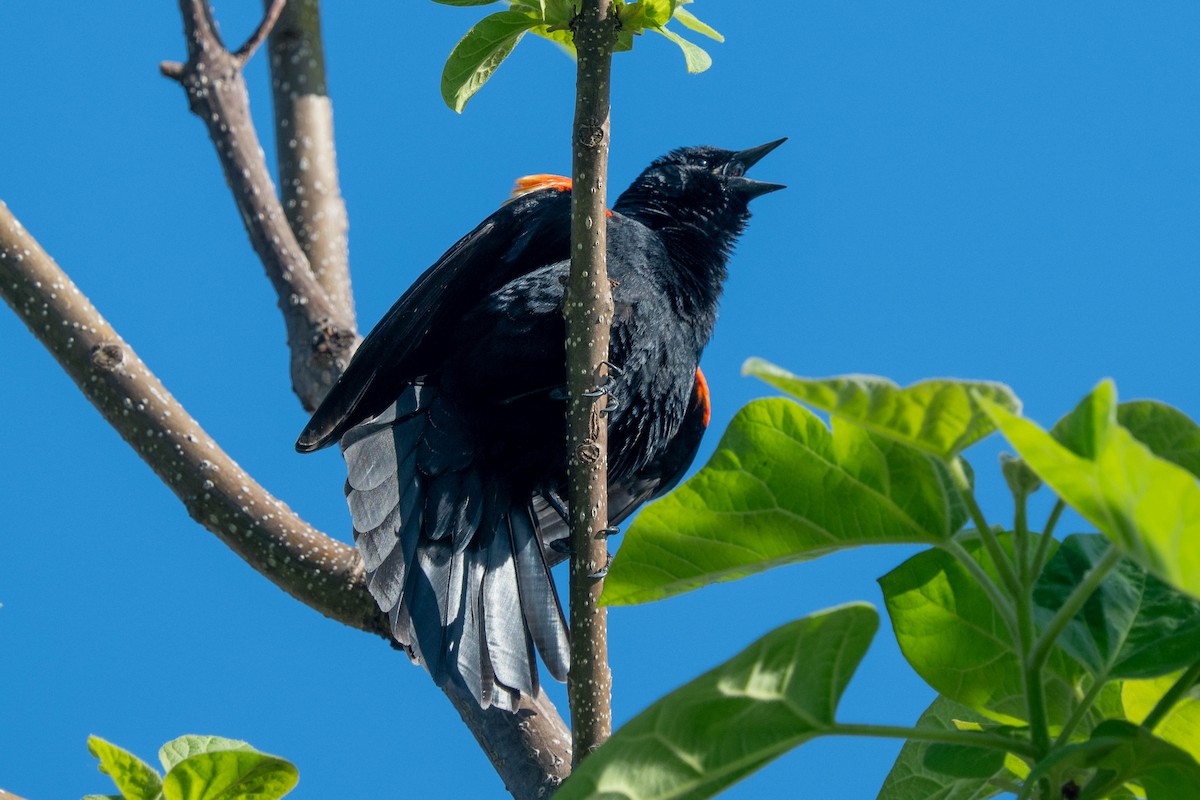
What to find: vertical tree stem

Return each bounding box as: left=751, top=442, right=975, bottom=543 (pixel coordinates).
left=265, top=0, right=355, bottom=327
left=566, top=0, right=618, bottom=766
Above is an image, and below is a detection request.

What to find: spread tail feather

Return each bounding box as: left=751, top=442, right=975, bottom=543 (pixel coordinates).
left=341, top=389, right=569, bottom=710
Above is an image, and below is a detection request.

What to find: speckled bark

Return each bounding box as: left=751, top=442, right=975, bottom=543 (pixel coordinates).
left=0, top=200, right=572, bottom=799
left=565, top=0, right=618, bottom=766
left=0, top=200, right=381, bottom=634
left=160, top=0, right=358, bottom=412
left=265, top=0, right=355, bottom=326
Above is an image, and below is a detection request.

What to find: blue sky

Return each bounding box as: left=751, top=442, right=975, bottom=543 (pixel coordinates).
left=2, top=3, right=1198, bottom=798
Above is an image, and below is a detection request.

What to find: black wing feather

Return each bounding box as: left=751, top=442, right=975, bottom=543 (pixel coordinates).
left=296, top=188, right=572, bottom=452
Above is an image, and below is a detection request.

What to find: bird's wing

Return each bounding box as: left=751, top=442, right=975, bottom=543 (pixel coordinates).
left=297, top=186, right=573, bottom=452
left=342, top=385, right=570, bottom=709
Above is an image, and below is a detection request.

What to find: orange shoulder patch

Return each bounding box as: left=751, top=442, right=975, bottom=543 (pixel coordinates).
left=510, top=174, right=573, bottom=199
left=693, top=367, right=711, bottom=428
left=507, top=174, right=613, bottom=217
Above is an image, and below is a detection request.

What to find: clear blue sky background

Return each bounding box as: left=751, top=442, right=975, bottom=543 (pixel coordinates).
left=2, top=3, right=1198, bottom=799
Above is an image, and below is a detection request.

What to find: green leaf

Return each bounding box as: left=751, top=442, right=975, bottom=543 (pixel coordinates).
left=555, top=604, right=878, bottom=800
left=440, top=10, right=537, bottom=112
left=638, top=0, right=675, bottom=27
left=880, top=536, right=1083, bottom=725
left=745, top=360, right=1021, bottom=459
left=979, top=381, right=1200, bottom=600
left=650, top=26, right=712, bottom=73
left=530, top=24, right=575, bottom=56
left=162, top=749, right=297, bottom=800
left=1034, top=534, right=1200, bottom=680
left=603, top=399, right=965, bottom=606
left=159, top=737, right=256, bottom=773
left=1116, top=400, right=1200, bottom=479
left=673, top=6, right=724, bottom=42
left=877, top=697, right=1007, bottom=800
left=1063, top=721, right=1200, bottom=799
left=88, top=736, right=164, bottom=800
left=1123, top=673, right=1200, bottom=763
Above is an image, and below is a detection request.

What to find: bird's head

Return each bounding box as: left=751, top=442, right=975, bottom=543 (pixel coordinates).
left=612, top=138, right=786, bottom=233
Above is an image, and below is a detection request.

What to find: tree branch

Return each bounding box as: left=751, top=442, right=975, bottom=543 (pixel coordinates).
left=265, top=0, right=355, bottom=326
left=0, top=200, right=571, bottom=799
left=0, top=200, right=379, bottom=633
left=160, top=0, right=358, bottom=411
left=565, top=0, right=618, bottom=765
left=0, top=788, right=29, bottom=800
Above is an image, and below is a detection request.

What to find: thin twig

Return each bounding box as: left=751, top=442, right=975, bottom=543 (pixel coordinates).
left=566, top=0, right=619, bottom=766
left=161, top=0, right=359, bottom=411
left=234, top=0, right=288, bottom=64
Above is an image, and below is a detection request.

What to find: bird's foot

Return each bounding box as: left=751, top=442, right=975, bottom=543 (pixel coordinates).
left=588, top=551, right=614, bottom=580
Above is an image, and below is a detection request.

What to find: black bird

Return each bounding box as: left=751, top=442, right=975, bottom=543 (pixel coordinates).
left=296, top=140, right=785, bottom=710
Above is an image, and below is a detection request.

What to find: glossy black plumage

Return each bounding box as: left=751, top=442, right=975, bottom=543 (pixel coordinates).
left=297, top=140, right=784, bottom=710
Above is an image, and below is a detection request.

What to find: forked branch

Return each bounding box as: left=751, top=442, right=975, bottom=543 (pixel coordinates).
left=160, top=0, right=358, bottom=411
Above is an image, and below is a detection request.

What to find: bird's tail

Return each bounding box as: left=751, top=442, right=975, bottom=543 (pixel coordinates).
left=341, top=387, right=569, bottom=710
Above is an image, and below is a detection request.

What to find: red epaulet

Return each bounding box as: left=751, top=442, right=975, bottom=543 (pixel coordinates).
left=508, top=174, right=613, bottom=216
left=694, top=367, right=711, bottom=428
left=510, top=174, right=574, bottom=198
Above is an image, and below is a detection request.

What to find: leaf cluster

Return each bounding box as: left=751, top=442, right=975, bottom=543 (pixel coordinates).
left=84, top=735, right=297, bottom=800
left=557, top=363, right=1200, bottom=799
left=432, top=0, right=723, bottom=111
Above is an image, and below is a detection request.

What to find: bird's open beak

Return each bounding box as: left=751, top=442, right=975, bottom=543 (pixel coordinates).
left=726, top=138, right=787, bottom=198
left=733, top=137, right=787, bottom=171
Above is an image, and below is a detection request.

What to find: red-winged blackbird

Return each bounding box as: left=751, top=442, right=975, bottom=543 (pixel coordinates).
left=297, top=140, right=785, bottom=710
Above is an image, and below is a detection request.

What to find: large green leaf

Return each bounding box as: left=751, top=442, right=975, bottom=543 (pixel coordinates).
left=161, top=748, right=297, bottom=800
left=1034, top=534, right=1200, bottom=680
left=159, top=736, right=256, bottom=774
left=980, top=381, right=1200, bottom=599
left=555, top=604, right=878, bottom=800
left=1123, top=673, right=1200, bottom=763
left=603, top=399, right=965, bottom=606
left=876, top=696, right=1006, bottom=800
left=440, top=10, right=537, bottom=112
left=88, top=736, right=164, bottom=800
left=744, top=360, right=1020, bottom=459
left=880, top=536, right=1083, bottom=726
left=1116, top=400, right=1200, bottom=479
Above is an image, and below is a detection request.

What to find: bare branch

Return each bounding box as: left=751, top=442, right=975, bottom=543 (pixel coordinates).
left=0, top=201, right=571, bottom=799
left=0, top=788, right=29, bottom=800
left=234, top=0, right=288, bottom=64
left=565, top=0, right=618, bottom=764
left=0, top=200, right=379, bottom=633
left=265, top=0, right=355, bottom=325
left=160, top=0, right=359, bottom=411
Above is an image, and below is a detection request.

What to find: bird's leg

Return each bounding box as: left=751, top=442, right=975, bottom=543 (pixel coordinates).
left=598, top=526, right=620, bottom=538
